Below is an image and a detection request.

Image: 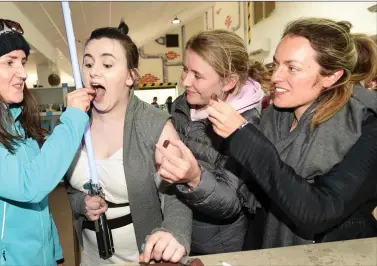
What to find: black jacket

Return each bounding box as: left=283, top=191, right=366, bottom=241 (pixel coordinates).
left=171, top=94, right=261, bottom=255
left=226, top=115, right=377, bottom=248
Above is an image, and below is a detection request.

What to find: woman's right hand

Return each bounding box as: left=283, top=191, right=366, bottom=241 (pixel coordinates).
left=66, top=88, right=95, bottom=112
left=84, top=195, right=108, bottom=221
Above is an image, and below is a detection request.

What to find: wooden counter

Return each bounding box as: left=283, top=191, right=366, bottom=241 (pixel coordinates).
left=113, top=237, right=376, bottom=266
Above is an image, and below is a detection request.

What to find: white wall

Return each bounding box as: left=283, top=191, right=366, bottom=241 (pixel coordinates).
left=248, top=2, right=377, bottom=63
left=25, top=63, right=38, bottom=88
left=202, top=2, right=246, bottom=43
left=0, top=2, right=72, bottom=75
left=139, top=27, right=182, bottom=83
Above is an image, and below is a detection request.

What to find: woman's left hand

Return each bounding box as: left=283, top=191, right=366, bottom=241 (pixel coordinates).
left=156, top=139, right=201, bottom=189
left=139, top=231, right=186, bottom=263
left=207, top=99, right=246, bottom=138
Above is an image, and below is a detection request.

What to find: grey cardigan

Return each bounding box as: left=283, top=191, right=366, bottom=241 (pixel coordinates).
left=65, top=92, right=192, bottom=255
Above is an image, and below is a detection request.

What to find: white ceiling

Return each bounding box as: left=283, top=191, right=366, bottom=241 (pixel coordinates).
left=14, top=1, right=214, bottom=69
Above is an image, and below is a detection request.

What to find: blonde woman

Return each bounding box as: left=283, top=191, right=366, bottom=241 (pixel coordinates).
left=156, top=30, right=269, bottom=254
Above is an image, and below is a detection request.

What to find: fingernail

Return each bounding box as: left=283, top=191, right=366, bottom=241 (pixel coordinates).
left=211, top=93, right=218, bottom=101
left=163, top=140, right=170, bottom=148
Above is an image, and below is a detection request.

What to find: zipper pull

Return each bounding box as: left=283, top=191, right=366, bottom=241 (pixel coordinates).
left=2, top=250, right=6, bottom=261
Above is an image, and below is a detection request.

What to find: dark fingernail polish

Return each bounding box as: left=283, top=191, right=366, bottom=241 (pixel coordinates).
left=163, top=140, right=170, bottom=148
left=211, top=93, right=218, bottom=101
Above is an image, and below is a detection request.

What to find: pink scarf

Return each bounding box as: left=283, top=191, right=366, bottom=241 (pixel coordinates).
left=190, top=79, right=265, bottom=121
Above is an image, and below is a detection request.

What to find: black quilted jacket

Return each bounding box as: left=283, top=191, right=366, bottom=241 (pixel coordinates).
left=171, top=93, right=261, bottom=255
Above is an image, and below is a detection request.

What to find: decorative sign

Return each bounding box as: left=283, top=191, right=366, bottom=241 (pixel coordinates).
left=225, top=15, right=232, bottom=29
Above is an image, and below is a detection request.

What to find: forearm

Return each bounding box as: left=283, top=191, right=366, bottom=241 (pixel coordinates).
left=0, top=107, right=88, bottom=203
left=176, top=166, right=242, bottom=220
left=227, top=121, right=377, bottom=235
left=160, top=189, right=192, bottom=254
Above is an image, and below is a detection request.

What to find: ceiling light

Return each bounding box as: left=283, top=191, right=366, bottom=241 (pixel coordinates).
left=171, top=16, right=181, bottom=24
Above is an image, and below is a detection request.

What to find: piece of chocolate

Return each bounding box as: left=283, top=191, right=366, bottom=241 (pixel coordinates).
left=210, top=93, right=218, bottom=101
left=163, top=140, right=170, bottom=148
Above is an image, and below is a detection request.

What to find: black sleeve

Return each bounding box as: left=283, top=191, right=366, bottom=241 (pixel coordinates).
left=56, top=258, right=65, bottom=264
left=227, top=116, right=377, bottom=237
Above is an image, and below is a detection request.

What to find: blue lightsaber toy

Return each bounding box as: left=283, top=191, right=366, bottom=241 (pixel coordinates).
left=61, top=1, right=114, bottom=259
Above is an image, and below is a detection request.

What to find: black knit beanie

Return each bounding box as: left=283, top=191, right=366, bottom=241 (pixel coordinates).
left=0, top=29, right=30, bottom=57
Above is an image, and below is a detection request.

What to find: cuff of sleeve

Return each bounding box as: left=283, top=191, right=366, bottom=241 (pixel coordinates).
left=61, top=107, right=89, bottom=125
left=149, top=227, right=191, bottom=263
left=56, top=258, right=65, bottom=264
left=176, top=168, right=215, bottom=203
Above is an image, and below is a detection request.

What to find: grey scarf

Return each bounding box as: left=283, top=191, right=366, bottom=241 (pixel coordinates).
left=259, top=83, right=377, bottom=248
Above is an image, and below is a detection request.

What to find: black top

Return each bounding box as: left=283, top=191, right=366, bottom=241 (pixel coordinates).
left=227, top=115, right=377, bottom=246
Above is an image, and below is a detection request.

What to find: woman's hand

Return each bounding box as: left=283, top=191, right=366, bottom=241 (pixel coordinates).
left=139, top=231, right=186, bottom=264
left=207, top=99, right=246, bottom=138
left=66, top=88, right=95, bottom=112
left=156, top=139, right=201, bottom=189
left=84, top=195, right=108, bottom=221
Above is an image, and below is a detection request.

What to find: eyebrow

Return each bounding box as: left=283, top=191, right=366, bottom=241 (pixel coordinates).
left=4, top=55, right=27, bottom=61
left=83, top=53, right=116, bottom=59
left=182, top=63, right=203, bottom=76
left=273, top=56, right=301, bottom=65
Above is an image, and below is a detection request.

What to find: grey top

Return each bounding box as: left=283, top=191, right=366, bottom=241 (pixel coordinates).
left=65, top=91, right=192, bottom=258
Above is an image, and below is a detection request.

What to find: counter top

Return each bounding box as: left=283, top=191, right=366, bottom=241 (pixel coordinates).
left=113, top=237, right=376, bottom=266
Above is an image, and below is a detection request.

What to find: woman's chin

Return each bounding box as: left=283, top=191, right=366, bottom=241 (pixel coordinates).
left=92, top=101, right=111, bottom=113
left=187, top=95, right=207, bottom=106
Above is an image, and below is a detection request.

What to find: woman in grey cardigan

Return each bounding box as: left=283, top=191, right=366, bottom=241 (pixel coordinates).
left=207, top=18, right=377, bottom=248
left=65, top=21, right=192, bottom=265
left=155, top=30, right=269, bottom=254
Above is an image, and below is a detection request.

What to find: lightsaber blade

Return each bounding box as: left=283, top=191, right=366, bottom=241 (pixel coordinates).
left=61, top=1, right=99, bottom=185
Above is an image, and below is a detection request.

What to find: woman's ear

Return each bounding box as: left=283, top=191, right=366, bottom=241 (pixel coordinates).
left=322, top=69, right=344, bottom=88
left=222, top=74, right=240, bottom=92
left=126, top=68, right=140, bottom=87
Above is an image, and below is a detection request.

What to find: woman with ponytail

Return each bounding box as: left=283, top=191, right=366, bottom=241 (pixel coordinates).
left=207, top=18, right=377, bottom=248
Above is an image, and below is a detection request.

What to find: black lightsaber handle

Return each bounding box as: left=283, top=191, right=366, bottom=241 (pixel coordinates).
left=94, top=213, right=115, bottom=260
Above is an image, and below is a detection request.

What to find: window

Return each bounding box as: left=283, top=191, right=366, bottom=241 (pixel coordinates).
left=253, top=1, right=275, bottom=24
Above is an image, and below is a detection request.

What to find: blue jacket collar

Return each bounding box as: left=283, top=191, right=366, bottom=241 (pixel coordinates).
left=9, top=104, right=22, bottom=120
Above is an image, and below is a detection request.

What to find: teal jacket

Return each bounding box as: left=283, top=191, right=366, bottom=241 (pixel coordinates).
left=0, top=105, right=89, bottom=266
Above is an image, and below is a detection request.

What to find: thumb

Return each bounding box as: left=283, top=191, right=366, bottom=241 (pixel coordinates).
left=170, top=139, right=196, bottom=162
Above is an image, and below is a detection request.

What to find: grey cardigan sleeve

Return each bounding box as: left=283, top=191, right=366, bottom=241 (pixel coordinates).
left=64, top=178, right=87, bottom=216
left=153, top=176, right=193, bottom=256
left=64, top=178, right=86, bottom=247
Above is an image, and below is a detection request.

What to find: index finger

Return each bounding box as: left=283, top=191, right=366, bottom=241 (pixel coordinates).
left=207, top=105, right=225, bottom=122
left=156, top=143, right=186, bottom=167
left=142, top=233, right=161, bottom=263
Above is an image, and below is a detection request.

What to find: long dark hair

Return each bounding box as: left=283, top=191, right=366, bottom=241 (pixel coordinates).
left=0, top=86, right=45, bottom=153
